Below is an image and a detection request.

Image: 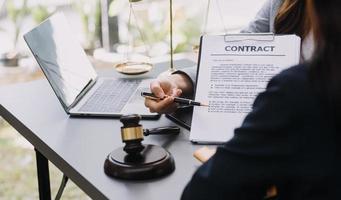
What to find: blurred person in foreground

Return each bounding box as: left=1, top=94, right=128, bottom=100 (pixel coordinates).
left=180, top=0, right=341, bottom=199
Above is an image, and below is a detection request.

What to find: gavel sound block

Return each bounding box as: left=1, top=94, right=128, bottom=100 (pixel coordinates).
left=104, top=115, right=179, bottom=180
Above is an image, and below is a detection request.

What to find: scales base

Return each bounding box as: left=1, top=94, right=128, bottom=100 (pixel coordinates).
left=104, top=145, right=175, bottom=180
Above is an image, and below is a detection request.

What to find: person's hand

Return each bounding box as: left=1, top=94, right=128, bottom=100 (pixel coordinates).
left=145, top=73, right=193, bottom=114
left=145, top=75, right=182, bottom=114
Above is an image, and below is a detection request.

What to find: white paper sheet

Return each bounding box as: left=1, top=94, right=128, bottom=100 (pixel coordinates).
left=190, top=34, right=301, bottom=143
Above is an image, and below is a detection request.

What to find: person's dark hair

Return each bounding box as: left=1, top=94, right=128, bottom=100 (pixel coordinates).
left=274, top=0, right=311, bottom=39
left=309, top=0, right=341, bottom=119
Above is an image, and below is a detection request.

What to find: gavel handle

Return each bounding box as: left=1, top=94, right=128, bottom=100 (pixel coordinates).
left=144, top=126, right=180, bottom=136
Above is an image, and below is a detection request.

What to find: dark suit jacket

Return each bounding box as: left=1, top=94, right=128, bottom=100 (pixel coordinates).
left=182, top=64, right=341, bottom=200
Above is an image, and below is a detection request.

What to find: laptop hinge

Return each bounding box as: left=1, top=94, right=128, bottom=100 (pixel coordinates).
left=67, top=78, right=97, bottom=112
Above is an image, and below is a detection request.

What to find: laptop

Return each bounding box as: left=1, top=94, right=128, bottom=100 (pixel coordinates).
left=24, top=13, right=159, bottom=119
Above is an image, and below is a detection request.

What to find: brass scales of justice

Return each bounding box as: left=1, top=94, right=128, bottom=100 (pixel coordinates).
left=114, top=0, right=177, bottom=75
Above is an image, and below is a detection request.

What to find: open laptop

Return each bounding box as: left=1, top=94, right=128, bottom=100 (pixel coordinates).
left=24, top=13, right=159, bottom=119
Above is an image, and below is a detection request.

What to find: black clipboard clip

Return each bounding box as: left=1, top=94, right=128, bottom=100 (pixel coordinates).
left=224, top=33, right=275, bottom=43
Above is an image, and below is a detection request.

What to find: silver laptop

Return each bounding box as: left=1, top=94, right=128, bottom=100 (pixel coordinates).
left=24, top=13, right=159, bottom=119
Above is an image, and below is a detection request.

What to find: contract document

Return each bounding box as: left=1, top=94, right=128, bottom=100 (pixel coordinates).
left=190, top=34, right=301, bottom=143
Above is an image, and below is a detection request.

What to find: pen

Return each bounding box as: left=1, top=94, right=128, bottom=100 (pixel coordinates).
left=141, top=92, right=209, bottom=107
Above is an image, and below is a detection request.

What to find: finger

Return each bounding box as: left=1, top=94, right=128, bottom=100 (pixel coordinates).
left=170, top=88, right=182, bottom=97
left=144, top=98, right=162, bottom=112
left=156, top=97, right=178, bottom=114
left=145, top=97, right=174, bottom=114
left=150, top=81, right=165, bottom=98
left=144, top=99, right=155, bottom=112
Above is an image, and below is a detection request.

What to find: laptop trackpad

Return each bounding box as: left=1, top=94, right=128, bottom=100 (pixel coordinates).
left=121, top=80, right=151, bottom=115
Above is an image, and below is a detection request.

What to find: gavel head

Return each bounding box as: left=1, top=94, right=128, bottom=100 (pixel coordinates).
left=120, top=114, right=145, bottom=155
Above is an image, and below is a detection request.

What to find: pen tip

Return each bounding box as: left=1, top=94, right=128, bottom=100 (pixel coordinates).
left=200, top=103, right=209, bottom=107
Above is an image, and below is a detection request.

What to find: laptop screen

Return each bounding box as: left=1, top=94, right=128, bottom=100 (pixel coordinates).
left=24, top=13, right=97, bottom=109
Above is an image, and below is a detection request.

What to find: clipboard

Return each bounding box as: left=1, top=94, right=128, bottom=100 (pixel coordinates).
left=190, top=33, right=301, bottom=144
left=224, top=33, right=275, bottom=42
left=166, top=33, right=276, bottom=132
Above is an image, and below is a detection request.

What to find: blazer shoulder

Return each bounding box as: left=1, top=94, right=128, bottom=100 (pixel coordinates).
left=271, top=64, right=309, bottom=88
left=264, top=64, right=310, bottom=107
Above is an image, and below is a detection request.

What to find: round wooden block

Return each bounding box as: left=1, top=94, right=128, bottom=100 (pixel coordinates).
left=104, top=145, right=175, bottom=180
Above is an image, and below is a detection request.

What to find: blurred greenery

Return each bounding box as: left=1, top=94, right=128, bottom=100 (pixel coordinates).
left=31, top=5, right=50, bottom=24
left=73, top=0, right=102, bottom=51
left=174, top=15, right=201, bottom=53
left=6, top=0, right=30, bottom=47
left=109, top=0, right=202, bottom=54
left=5, top=0, right=54, bottom=51
left=6, top=0, right=29, bottom=23
left=109, top=0, right=127, bottom=17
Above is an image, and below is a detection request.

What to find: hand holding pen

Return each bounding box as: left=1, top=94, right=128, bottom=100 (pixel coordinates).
left=144, top=75, right=195, bottom=114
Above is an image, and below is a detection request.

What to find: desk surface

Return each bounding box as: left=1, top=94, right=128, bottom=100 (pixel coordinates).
left=0, top=61, right=204, bottom=200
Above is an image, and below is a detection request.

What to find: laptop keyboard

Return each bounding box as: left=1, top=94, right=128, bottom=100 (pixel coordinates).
left=79, top=79, right=141, bottom=113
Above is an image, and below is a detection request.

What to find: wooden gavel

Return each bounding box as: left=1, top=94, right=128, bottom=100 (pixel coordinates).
left=120, top=114, right=180, bottom=155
